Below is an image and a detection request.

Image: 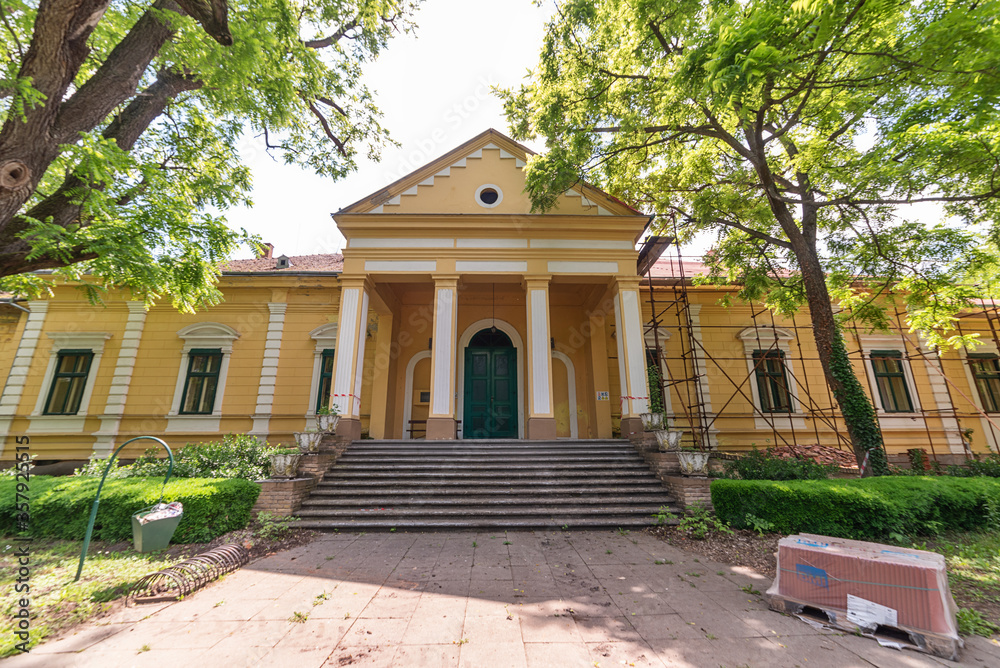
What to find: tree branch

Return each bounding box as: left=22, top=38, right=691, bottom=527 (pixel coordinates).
left=307, top=101, right=347, bottom=157
left=55, top=0, right=180, bottom=143
left=304, top=18, right=359, bottom=48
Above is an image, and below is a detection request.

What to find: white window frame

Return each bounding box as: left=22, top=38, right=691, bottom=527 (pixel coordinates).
left=29, top=332, right=111, bottom=433
left=960, top=341, right=1000, bottom=452
left=305, top=323, right=338, bottom=429
left=857, top=334, right=923, bottom=430
left=166, top=323, right=239, bottom=433
left=737, top=326, right=806, bottom=430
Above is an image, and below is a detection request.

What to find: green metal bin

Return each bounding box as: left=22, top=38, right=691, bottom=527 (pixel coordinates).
left=132, top=504, right=183, bottom=553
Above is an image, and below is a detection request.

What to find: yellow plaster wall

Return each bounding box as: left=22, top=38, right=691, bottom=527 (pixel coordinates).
left=267, top=288, right=340, bottom=446
left=383, top=149, right=601, bottom=216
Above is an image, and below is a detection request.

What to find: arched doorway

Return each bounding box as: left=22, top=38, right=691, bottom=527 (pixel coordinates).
left=463, top=328, right=518, bottom=439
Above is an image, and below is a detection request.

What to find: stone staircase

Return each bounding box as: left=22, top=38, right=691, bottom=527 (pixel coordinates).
left=294, top=439, right=681, bottom=530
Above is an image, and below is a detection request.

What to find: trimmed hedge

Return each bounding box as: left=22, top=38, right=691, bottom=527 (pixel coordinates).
left=0, top=476, right=260, bottom=543
left=712, top=476, right=1000, bottom=540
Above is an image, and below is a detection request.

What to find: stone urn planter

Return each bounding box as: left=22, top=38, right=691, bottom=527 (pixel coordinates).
left=268, top=451, right=302, bottom=479
left=640, top=413, right=664, bottom=431
left=654, top=429, right=683, bottom=451
left=294, top=431, right=323, bottom=453
left=677, top=450, right=711, bottom=476
left=316, top=413, right=340, bottom=433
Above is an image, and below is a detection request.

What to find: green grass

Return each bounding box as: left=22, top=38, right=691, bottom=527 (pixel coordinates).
left=0, top=538, right=181, bottom=656
left=915, top=530, right=1000, bottom=636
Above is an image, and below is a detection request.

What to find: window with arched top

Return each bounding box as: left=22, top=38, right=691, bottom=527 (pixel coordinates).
left=167, top=323, right=240, bottom=432
left=736, top=326, right=805, bottom=427
left=307, top=323, right=339, bottom=418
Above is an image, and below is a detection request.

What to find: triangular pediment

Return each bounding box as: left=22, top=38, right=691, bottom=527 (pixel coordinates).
left=338, top=129, right=639, bottom=217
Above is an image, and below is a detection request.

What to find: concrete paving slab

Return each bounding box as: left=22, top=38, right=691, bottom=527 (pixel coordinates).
left=13, top=530, right=969, bottom=667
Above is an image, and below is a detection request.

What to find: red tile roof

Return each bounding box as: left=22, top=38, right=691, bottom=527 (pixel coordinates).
left=221, top=253, right=344, bottom=273
left=644, top=256, right=712, bottom=279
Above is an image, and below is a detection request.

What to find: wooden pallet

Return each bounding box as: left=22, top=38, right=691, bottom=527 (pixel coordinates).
left=766, top=590, right=962, bottom=661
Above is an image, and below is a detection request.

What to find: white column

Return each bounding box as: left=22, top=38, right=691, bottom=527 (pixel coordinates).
left=250, top=303, right=287, bottom=438
left=93, top=302, right=147, bottom=454
left=0, top=301, right=49, bottom=454
left=614, top=281, right=649, bottom=417
left=332, top=282, right=369, bottom=420
left=429, top=277, right=458, bottom=420
left=525, top=277, right=557, bottom=439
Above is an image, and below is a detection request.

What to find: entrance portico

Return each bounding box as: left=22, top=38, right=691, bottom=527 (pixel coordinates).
left=328, top=129, right=652, bottom=441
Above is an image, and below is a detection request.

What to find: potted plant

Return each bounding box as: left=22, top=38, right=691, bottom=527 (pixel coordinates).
left=294, top=430, right=323, bottom=453
left=268, top=447, right=302, bottom=478
left=676, top=447, right=711, bottom=476
left=640, top=364, right=665, bottom=431
left=316, top=404, right=340, bottom=433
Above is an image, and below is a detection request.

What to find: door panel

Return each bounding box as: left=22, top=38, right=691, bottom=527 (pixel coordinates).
left=464, top=347, right=517, bottom=439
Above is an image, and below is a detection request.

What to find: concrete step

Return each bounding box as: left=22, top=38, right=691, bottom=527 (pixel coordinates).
left=337, top=453, right=644, bottom=463
left=328, top=461, right=649, bottom=472
left=323, top=469, right=656, bottom=479
left=296, top=504, right=671, bottom=518
left=293, top=515, right=679, bottom=530
left=294, top=438, right=675, bottom=532
left=301, top=494, right=674, bottom=507
left=309, top=484, right=671, bottom=496
left=316, top=477, right=662, bottom=488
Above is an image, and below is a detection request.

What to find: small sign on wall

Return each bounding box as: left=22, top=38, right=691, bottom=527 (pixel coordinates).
left=596, top=391, right=610, bottom=401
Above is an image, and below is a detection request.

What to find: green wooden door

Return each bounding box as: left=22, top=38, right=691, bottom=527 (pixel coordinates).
left=464, top=346, right=517, bottom=439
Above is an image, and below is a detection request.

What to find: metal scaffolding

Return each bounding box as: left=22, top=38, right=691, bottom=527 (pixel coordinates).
left=637, top=238, right=1000, bottom=460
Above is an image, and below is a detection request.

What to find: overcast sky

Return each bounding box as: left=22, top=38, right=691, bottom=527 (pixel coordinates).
left=225, top=0, right=555, bottom=260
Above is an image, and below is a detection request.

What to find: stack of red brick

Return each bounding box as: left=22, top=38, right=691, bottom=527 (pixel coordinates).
left=769, top=443, right=859, bottom=470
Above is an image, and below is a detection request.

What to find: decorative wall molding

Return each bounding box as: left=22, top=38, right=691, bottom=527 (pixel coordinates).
left=250, top=303, right=288, bottom=439
left=93, top=302, right=147, bottom=454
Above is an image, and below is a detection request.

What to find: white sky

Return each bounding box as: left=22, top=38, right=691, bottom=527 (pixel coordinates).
left=225, top=0, right=555, bottom=260
left=222, top=0, right=948, bottom=263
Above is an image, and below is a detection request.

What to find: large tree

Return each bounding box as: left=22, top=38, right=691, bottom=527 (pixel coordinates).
left=0, top=0, right=418, bottom=310
left=504, top=0, right=1000, bottom=474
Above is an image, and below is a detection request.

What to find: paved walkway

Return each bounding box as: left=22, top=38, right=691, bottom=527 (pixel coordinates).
left=7, top=531, right=1000, bottom=667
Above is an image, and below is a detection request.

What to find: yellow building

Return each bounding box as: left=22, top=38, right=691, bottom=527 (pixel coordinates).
left=1, top=129, right=998, bottom=464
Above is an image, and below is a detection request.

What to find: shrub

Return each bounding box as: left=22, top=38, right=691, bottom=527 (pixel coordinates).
left=75, top=433, right=274, bottom=481
left=947, top=453, right=1000, bottom=478
left=711, top=476, right=1000, bottom=540
left=0, top=476, right=260, bottom=543
left=721, top=447, right=839, bottom=481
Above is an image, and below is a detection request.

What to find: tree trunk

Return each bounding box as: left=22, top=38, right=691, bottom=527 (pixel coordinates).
left=791, top=238, right=889, bottom=476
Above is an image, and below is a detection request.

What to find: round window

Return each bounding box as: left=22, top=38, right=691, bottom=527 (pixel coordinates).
left=474, top=184, right=503, bottom=208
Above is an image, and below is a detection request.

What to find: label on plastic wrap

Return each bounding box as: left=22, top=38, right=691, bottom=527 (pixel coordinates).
left=847, top=594, right=898, bottom=630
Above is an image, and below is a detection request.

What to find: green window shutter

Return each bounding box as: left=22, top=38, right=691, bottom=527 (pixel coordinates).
left=43, top=350, right=94, bottom=415
left=752, top=350, right=792, bottom=413
left=180, top=348, right=223, bottom=415
left=316, top=349, right=336, bottom=413
left=969, top=353, right=1000, bottom=413
left=870, top=350, right=914, bottom=413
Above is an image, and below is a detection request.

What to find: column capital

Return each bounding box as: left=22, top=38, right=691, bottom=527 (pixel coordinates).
left=339, top=276, right=369, bottom=291
left=613, top=276, right=642, bottom=292
left=523, top=273, right=552, bottom=284
left=432, top=274, right=460, bottom=288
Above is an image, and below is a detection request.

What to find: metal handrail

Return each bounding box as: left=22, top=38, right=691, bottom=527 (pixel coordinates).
left=74, top=436, right=174, bottom=581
